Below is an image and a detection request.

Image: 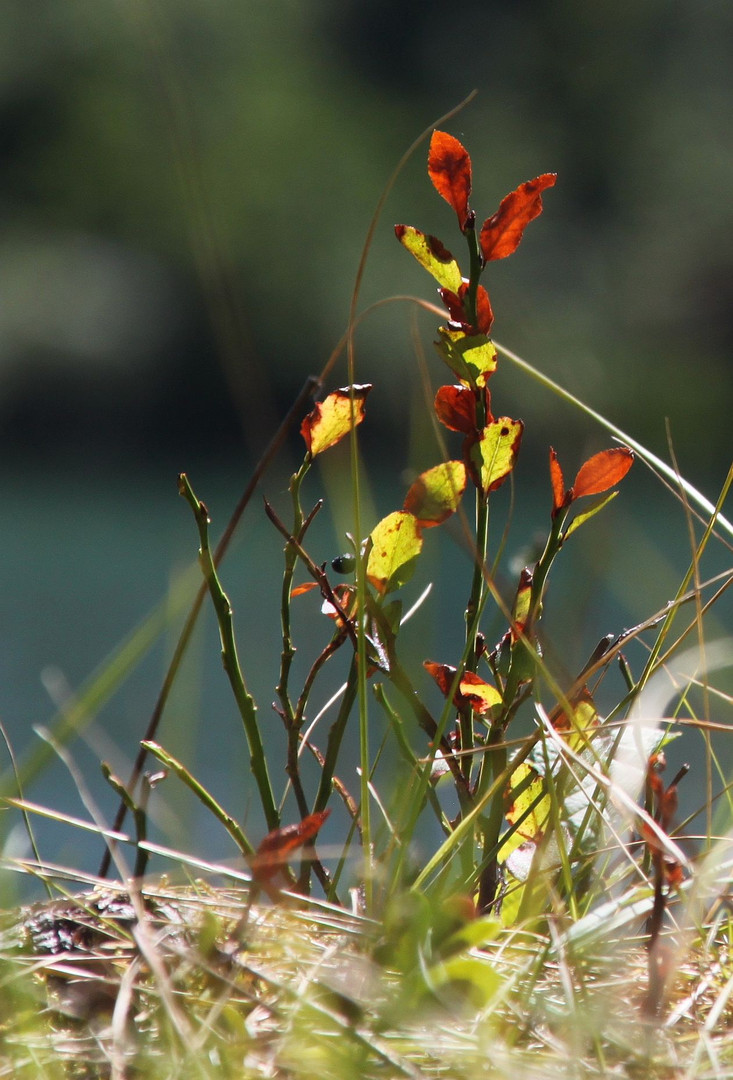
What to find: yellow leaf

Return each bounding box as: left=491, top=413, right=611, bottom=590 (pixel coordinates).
left=403, top=460, right=467, bottom=527
left=435, top=328, right=498, bottom=388
left=300, top=385, right=371, bottom=457
left=394, top=225, right=463, bottom=291
left=366, top=511, right=423, bottom=595
left=499, top=762, right=550, bottom=863
left=468, top=418, right=523, bottom=493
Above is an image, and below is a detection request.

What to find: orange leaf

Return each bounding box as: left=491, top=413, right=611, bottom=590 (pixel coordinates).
left=251, top=810, right=330, bottom=884
left=423, top=661, right=500, bottom=714
left=321, top=583, right=356, bottom=625
left=572, top=447, right=634, bottom=499
left=549, top=447, right=566, bottom=514
left=291, top=581, right=318, bottom=598
left=300, top=385, right=372, bottom=456
left=423, top=659, right=458, bottom=698
left=479, top=174, right=556, bottom=262
left=428, top=130, right=472, bottom=229
left=403, top=460, right=467, bottom=527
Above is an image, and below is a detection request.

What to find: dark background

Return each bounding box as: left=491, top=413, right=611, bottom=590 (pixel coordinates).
left=0, top=0, right=731, bottom=892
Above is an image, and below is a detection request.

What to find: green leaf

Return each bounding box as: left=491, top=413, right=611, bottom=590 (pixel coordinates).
left=366, top=511, right=423, bottom=595
left=435, top=328, right=498, bottom=388
left=467, top=418, right=523, bottom=493
left=403, top=460, right=467, bottom=527
left=426, top=954, right=503, bottom=1009
left=394, top=225, right=463, bottom=291
left=563, top=490, right=618, bottom=540
left=441, top=914, right=502, bottom=954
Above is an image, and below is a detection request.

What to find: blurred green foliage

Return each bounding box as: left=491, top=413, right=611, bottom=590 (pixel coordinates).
left=0, top=0, right=731, bottom=475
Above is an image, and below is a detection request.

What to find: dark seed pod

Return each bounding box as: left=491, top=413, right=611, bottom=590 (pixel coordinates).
left=331, top=553, right=356, bottom=574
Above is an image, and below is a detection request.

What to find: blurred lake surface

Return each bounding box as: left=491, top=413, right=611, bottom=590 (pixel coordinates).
left=0, top=460, right=730, bottom=901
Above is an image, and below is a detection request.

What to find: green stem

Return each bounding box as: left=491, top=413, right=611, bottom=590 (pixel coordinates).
left=388, top=657, right=473, bottom=811
left=179, top=473, right=279, bottom=832
left=501, top=509, right=567, bottom=718
left=312, top=656, right=359, bottom=816
left=275, top=460, right=312, bottom=725
left=461, top=488, right=490, bottom=777
left=463, top=217, right=484, bottom=332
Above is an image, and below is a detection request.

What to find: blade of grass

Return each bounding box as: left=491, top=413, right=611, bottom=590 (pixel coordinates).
left=141, top=740, right=254, bottom=857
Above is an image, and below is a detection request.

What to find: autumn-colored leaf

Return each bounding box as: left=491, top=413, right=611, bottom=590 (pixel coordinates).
left=251, top=810, right=330, bottom=884
left=475, top=284, right=494, bottom=335
left=435, top=327, right=498, bottom=388
left=291, top=581, right=318, bottom=598
left=424, top=659, right=460, bottom=699
left=503, top=762, right=550, bottom=847
left=428, top=130, right=472, bottom=229
left=301, top=385, right=372, bottom=456
left=404, top=460, right=467, bottom=527
left=573, top=446, right=634, bottom=499
left=466, top=417, right=524, bottom=494
left=366, top=511, right=423, bottom=595
left=479, top=174, right=557, bottom=262
left=394, top=225, right=463, bottom=292
left=457, top=670, right=502, bottom=713
left=549, top=447, right=566, bottom=515
left=549, top=687, right=598, bottom=734
left=548, top=687, right=599, bottom=752
left=434, top=384, right=489, bottom=434
left=438, top=282, right=493, bottom=337
left=439, top=286, right=468, bottom=326
left=321, top=583, right=357, bottom=625
left=510, top=566, right=533, bottom=642
left=423, top=660, right=501, bottom=714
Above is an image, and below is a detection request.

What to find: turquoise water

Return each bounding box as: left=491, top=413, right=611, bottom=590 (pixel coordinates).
left=0, top=462, right=730, bottom=901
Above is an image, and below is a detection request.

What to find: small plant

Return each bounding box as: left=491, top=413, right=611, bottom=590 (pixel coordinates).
left=3, top=116, right=733, bottom=1080
left=147, top=129, right=643, bottom=925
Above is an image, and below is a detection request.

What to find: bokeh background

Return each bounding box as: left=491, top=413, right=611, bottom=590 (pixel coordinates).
left=0, top=0, right=731, bottom=895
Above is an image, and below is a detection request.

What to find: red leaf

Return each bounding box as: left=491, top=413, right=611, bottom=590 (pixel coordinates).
left=434, top=384, right=487, bottom=433
left=439, top=286, right=467, bottom=325
left=479, top=174, right=556, bottom=262
left=438, top=283, right=493, bottom=337
left=549, top=447, right=566, bottom=514
left=572, top=447, right=634, bottom=499
left=428, top=131, right=472, bottom=229
left=251, top=810, right=330, bottom=884
left=475, top=285, right=494, bottom=335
